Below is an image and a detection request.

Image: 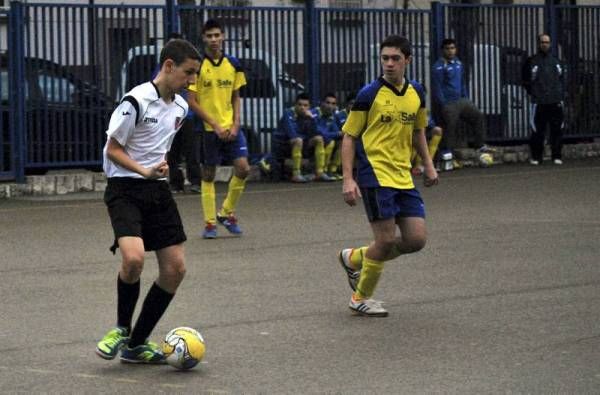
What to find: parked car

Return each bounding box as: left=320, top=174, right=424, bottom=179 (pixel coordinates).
left=0, top=54, right=113, bottom=171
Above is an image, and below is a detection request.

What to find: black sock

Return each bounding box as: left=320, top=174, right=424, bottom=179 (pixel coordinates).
left=128, top=282, right=174, bottom=348
left=117, top=275, right=140, bottom=333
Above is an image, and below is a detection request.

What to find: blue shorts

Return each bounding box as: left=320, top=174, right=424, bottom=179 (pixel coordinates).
left=201, top=129, right=248, bottom=166
left=360, top=187, right=425, bottom=222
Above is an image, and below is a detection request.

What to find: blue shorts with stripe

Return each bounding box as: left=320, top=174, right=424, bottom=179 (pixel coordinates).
left=201, top=129, right=248, bottom=166
left=360, top=187, right=425, bottom=222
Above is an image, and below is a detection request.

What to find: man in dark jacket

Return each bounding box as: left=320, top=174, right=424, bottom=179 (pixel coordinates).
left=522, top=34, right=566, bottom=165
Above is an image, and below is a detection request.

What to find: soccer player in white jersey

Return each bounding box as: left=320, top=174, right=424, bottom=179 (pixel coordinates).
left=95, top=39, right=201, bottom=364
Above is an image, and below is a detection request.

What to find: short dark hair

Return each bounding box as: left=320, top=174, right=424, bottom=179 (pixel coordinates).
left=322, top=92, right=336, bottom=101
left=159, top=38, right=201, bottom=67
left=441, top=38, right=456, bottom=49
left=168, top=32, right=183, bottom=40
left=296, top=92, right=310, bottom=103
left=380, top=35, right=412, bottom=58
left=202, top=19, right=223, bottom=34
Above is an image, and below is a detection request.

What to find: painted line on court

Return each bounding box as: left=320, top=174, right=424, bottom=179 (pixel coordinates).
left=74, top=373, right=100, bottom=379
left=115, top=378, right=140, bottom=384
left=2, top=364, right=200, bottom=390
left=25, top=368, right=57, bottom=374
left=159, top=383, right=187, bottom=389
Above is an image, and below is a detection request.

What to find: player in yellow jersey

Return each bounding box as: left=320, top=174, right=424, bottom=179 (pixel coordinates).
left=187, top=19, right=250, bottom=239
left=337, top=35, right=438, bottom=316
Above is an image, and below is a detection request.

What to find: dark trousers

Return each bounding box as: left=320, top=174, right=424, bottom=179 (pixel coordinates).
left=440, top=98, right=485, bottom=151
left=529, top=102, right=564, bottom=162
left=167, top=120, right=201, bottom=190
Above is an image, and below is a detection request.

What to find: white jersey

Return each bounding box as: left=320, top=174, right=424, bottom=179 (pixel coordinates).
left=103, top=81, right=188, bottom=179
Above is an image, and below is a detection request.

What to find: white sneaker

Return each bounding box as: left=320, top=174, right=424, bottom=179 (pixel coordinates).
left=553, top=159, right=563, bottom=165
left=349, top=296, right=388, bottom=317
left=529, top=159, right=539, bottom=166
left=338, top=249, right=360, bottom=291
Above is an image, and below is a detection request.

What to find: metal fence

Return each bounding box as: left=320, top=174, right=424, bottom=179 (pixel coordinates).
left=0, top=8, right=12, bottom=180
left=1, top=1, right=599, bottom=182
left=439, top=3, right=600, bottom=143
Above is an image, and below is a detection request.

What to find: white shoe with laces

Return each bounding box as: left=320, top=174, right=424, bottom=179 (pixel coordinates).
left=349, top=296, right=388, bottom=317
left=529, top=159, right=539, bottom=166
left=338, top=249, right=361, bottom=291
left=553, top=159, right=563, bottom=165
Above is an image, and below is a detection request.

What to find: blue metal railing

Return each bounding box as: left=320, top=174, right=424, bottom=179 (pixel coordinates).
left=1, top=1, right=599, bottom=182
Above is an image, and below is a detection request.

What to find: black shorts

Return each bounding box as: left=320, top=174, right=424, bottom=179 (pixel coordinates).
left=104, top=177, right=187, bottom=253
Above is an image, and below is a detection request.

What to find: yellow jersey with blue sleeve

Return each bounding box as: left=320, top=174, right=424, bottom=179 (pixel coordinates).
left=187, top=54, right=246, bottom=132
left=342, top=77, right=427, bottom=189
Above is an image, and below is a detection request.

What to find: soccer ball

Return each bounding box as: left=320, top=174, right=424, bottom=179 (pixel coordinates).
left=162, top=327, right=206, bottom=370
left=479, top=152, right=494, bottom=167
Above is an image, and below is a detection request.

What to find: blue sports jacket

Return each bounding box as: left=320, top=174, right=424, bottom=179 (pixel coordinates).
left=431, top=58, right=468, bottom=106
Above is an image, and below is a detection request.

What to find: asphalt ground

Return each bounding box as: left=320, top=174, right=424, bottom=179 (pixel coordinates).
left=1, top=159, right=599, bottom=394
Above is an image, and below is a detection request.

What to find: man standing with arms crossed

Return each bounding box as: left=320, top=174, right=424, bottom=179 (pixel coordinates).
left=337, top=35, right=438, bottom=317
left=188, top=19, right=250, bottom=239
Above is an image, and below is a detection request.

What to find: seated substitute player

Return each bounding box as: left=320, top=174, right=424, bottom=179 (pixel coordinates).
left=272, top=92, right=331, bottom=183
left=337, top=35, right=438, bottom=317
left=311, top=92, right=341, bottom=181
left=188, top=19, right=251, bottom=239
left=96, top=39, right=201, bottom=363
left=411, top=115, right=443, bottom=176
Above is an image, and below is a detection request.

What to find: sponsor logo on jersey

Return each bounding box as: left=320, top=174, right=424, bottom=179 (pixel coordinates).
left=203, top=80, right=212, bottom=88
left=144, top=117, right=158, bottom=124
left=380, top=114, right=393, bottom=123
left=122, top=111, right=131, bottom=116
left=400, top=112, right=416, bottom=123
left=217, top=79, right=233, bottom=88
left=380, top=111, right=416, bottom=125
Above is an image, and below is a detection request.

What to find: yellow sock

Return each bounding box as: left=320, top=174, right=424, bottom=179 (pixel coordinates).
left=355, top=256, right=384, bottom=300
left=350, top=246, right=367, bottom=269
left=314, top=139, right=325, bottom=175
left=324, top=141, right=335, bottom=173
left=292, top=146, right=302, bottom=176
left=220, top=175, right=246, bottom=216
left=428, top=134, right=442, bottom=160
left=329, top=145, right=341, bottom=173
left=201, top=181, right=216, bottom=225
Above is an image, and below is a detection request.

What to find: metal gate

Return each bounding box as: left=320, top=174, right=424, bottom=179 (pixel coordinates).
left=314, top=8, right=431, bottom=108
left=1, top=8, right=16, bottom=180
left=2, top=2, right=600, bottom=182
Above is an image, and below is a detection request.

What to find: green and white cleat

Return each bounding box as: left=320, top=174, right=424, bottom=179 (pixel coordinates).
left=95, top=327, right=129, bottom=360
left=120, top=341, right=166, bottom=364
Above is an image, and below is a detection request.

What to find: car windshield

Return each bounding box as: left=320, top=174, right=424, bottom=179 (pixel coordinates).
left=0, top=71, right=29, bottom=102
left=36, top=72, right=76, bottom=103
left=238, top=58, right=275, bottom=98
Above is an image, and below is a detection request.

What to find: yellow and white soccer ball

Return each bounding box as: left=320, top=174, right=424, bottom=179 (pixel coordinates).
left=479, top=152, right=494, bottom=167
left=162, top=327, right=205, bottom=370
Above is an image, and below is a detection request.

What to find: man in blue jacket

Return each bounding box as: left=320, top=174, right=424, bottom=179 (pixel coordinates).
left=431, top=38, right=491, bottom=163
left=272, top=93, right=331, bottom=182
